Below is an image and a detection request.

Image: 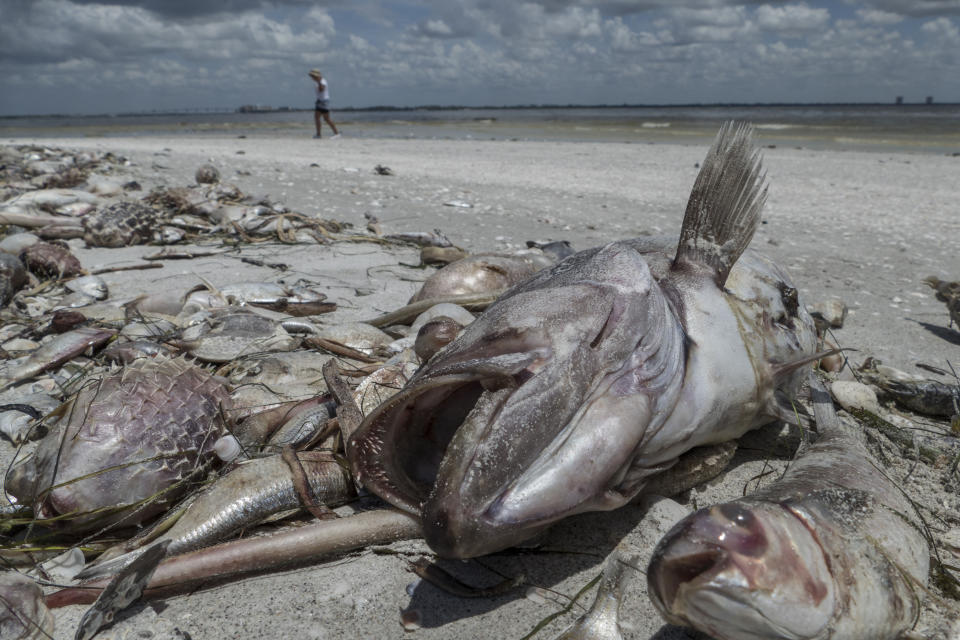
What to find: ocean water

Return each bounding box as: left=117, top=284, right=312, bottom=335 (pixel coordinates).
left=2, top=104, right=958, bottom=154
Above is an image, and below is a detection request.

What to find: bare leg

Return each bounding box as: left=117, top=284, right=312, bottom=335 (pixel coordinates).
left=313, top=110, right=322, bottom=137
left=323, top=112, right=339, bottom=136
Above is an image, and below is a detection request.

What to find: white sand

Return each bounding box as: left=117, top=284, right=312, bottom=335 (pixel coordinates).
left=2, top=134, right=958, bottom=639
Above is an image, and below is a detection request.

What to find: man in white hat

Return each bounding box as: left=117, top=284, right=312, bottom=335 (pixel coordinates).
left=309, top=69, right=340, bottom=139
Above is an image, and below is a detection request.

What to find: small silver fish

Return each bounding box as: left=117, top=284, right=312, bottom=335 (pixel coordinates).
left=0, top=326, right=116, bottom=389
left=646, top=376, right=929, bottom=640
left=78, top=452, right=354, bottom=579
left=349, top=123, right=820, bottom=558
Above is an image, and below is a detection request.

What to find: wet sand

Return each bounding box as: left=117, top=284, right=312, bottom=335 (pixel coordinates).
left=2, top=134, right=958, bottom=639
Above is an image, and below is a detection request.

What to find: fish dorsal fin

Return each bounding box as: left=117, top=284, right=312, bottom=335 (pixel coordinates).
left=673, top=121, right=767, bottom=287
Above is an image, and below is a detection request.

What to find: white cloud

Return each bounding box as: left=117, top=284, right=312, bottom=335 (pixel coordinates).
left=756, top=3, right=830, bottom=32
left=921, top=15, right=960, bottom=40
left=856, top=8, right=904, bottom=25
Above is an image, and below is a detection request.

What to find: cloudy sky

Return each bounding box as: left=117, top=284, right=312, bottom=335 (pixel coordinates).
left=1, top=0, right=958, bottom=116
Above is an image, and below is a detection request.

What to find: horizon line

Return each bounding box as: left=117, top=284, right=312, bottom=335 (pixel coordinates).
left=1, top=100, right=957, bottom=120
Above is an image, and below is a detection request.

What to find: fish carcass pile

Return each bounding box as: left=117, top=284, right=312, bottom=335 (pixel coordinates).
left=0, top=128, right=957, bottom=640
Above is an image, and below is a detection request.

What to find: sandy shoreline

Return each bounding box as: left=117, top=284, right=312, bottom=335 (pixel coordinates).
left=1, top=134, right=958, bottom=639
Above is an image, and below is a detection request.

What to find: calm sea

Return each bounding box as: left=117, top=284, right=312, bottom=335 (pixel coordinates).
left=2, top=104, right=958, bottom=154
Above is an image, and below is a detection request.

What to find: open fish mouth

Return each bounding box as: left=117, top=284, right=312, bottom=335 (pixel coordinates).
left=348, top=292, right=628, bottom=556
left=348, top=346, right=562, bottom=552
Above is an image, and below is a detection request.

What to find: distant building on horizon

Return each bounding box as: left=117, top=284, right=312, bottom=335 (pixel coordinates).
left=895, top=96, right=903, bottom=105
left=925, top=96, right=934, bottom=104
left=237, top=104, right=274, bottom=113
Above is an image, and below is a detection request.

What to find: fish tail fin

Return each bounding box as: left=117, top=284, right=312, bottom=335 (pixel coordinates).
left=673, top=121, right=767, bottom=287
left=74, top=548, right=143, bottom=581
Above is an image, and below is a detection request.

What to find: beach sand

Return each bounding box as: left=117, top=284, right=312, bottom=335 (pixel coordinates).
left=1, top=133, right=958, bottom=639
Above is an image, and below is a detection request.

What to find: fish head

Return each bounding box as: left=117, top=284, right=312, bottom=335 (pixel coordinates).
left=349, top=243, right=687, bottom=558
left=647, top=501, right=835, bottom=640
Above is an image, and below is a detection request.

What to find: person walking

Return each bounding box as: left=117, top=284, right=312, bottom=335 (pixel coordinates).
left=309, top=69, right=340, bottom=139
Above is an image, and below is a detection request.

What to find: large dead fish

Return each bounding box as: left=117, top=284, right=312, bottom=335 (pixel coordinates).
left=5, top=356, right=232, bottom=532
left=646, top=376, right=929, bottom=640
left=348, top=122, right=819, bottom=558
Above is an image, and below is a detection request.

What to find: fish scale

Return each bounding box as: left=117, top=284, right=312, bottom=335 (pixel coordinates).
left=5, top=356, right=232, bottom=532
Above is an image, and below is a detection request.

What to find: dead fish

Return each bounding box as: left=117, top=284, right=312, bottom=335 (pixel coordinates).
left=1, top=188, right=100, bottom=210
left=101, top=339, right=174, bottom=364
left=385, top=229, right=452, bottom=248
left=195, top=163, right=220, bottom=184
left=75, top=540, right=170, bottom=640
left=79, top=452, right=354, bottom=580
left=315, top=322, right=393, bottom=356
left=408, top=251, right=554, bottom=304
left=266, top=402, right=334, bottom=449
left=65, top=274, right=108, bottom=300
left=0, top=252, right=27, bottom=307
left=82, top=200, right=159, bottom=247
left=0, top=232, right=40, bottom=255
left=526, top=239, right=576, bottom=262
left=554, top=546, right=637, bottom=640
left=0, top=393, right=60, bottom=444
left=5, top=356, right=232, bottom=532
left=420, top=246, right=468, bottom=266
left=19, top=241, right=84, bottom=279
left=0, top=326, right=116, bottom=389
left=182, top=281, right=336, bottom=316
left=923, top=275, right=960, bottom=327
left=414, top=316, right=463, bottom=361
left=646, top=376, right=929, bottom=640
left=0, top=571, right=55, bottom=640
left=176, top=311, right=300, bottom=363
left=349, top=123, right=819, bottom=558
left=877, top=378, right=960, bottom=417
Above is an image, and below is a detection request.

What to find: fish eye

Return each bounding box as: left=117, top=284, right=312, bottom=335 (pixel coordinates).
left=718, top=503, right=756, bottom=527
